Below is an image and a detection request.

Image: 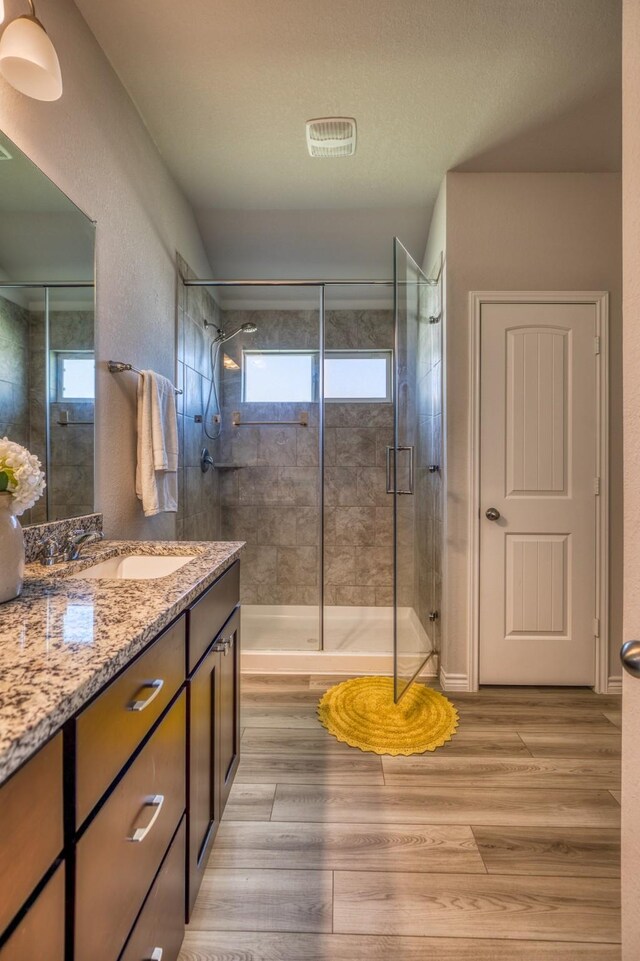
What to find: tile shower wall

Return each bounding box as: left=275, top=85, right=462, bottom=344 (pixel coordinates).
left=29, top=309, right=95, bottom=523
left=323, top=310, right=395, bottom=607
left=0, top=294, right=30, bottom=449
left=215, top=309, right=321, bottom=606
left=1, top=296, right=95, bottom=524
left=215, top=308, right=396, bottom=608
left=177, top=256, right=221, bottom=541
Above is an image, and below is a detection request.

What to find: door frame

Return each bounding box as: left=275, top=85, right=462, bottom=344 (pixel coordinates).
left=468, top=291, right=610, bottom=692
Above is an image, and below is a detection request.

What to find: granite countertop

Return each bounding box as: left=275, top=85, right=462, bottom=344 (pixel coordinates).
left=0, top=539, right=244, bottom=785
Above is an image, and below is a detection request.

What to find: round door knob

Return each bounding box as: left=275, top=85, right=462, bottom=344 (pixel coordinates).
left=621, top=639, right=640, bottom=678
left=485, top=507, right=501, bottom=521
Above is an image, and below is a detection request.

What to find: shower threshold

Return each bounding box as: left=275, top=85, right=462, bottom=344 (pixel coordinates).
left=240, top=604, right=436, bottom=676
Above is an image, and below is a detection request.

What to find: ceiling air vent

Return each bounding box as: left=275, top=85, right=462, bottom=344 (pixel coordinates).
left=0, top=144, right=12, bottom=161
left=305, top=117, right=357, bottom=158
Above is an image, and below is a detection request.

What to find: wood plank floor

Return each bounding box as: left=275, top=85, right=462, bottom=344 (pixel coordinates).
left=179, top=674, right=622, bottom=960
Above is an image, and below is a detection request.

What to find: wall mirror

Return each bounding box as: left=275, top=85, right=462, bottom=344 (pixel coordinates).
left=0, top=129, right=95, bottom=524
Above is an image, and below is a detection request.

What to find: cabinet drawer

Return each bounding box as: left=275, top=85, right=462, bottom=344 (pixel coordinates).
left=121, top=818, right=185, bottom=961
left=0, top=863, right=64, bottom=961
left=0, top=734, right=63, bottom=935
left=188, top=561, right=239, bottom=673
left=75, top=692, right=186, bottom=961
left=76, top=614, right=186, bottom=826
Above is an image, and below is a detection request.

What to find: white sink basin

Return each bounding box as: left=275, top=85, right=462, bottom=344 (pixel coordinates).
left=70, top=554, right=195, bottom=580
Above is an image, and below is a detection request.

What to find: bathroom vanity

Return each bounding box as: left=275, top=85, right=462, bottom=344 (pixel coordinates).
left=0, top=540, right=243, bottom=961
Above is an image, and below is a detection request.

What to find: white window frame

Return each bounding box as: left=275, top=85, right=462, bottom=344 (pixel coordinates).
left=241, top=348, right=393, bottom=404
left=242, top=350, right=318, bottom=403
left=54, top=350, right=95, bottom=402
left=324, top=349, right=393, bottom=404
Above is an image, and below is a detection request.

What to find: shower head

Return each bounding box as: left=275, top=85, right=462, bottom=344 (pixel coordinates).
left=213, top=321, right=258, bottom=344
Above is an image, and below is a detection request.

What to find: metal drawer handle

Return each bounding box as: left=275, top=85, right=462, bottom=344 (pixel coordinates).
left=129, top=679, right=164, bottom=712
left=129, top=794, right=165, bottom=842
left=149, top=950, right=163, bottom=961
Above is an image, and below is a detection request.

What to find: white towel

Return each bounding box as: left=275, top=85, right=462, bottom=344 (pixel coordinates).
left=135, top=369, right=179, bottom=516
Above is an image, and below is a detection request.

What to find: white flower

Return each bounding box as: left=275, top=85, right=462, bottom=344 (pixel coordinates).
left=0, top=437, right=46, bottom=516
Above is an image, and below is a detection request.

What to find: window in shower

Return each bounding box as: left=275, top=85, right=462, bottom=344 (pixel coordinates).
left=243, top=348, right=392, bottom=403
left=54, top=351, right=95, bottom=401
left=243, top=350, right=316, bottom=402
left=324, top=350, right=392, bottom=402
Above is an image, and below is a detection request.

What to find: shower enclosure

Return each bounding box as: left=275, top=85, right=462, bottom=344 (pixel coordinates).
left=0, top=282, right=95, bottom=523
left=181, top=239, right=442, bottom=699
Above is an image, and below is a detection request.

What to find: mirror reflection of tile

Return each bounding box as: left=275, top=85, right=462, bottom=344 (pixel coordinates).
left=0, top=131, right=95, bottom=527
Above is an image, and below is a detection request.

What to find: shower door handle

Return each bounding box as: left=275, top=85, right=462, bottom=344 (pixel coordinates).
left=386, top=445, right=414, bottom=495
left=397, top=445, right=414, bottom=495
left=386, top=446, right=394, bottom=493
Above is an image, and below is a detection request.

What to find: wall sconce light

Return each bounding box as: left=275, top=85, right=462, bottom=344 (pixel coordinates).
left=0, top=3, right=5, bottom=27
left=0, top=0, right=62, bottom=101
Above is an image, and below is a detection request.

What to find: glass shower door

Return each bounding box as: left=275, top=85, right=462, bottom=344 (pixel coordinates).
left=393, top=238, right=435, bottom=700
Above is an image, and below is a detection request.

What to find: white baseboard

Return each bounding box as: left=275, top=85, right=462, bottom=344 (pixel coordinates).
left=440, top=668, right=471, bottom=692
left=607, top=675, right=622, bottom=693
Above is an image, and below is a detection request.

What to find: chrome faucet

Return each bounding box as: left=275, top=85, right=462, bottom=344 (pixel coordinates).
left=40, top=529, right=104, bottom=566
left=68, top=530, right=105, bottom=560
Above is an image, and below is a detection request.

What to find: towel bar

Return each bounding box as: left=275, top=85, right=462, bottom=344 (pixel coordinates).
left=231, top=410, right=308, bottom=427
left=108, top=361, right=183, bottom=395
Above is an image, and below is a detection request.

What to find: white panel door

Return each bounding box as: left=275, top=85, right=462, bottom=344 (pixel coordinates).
left=479, top=302, right=597, bottom=685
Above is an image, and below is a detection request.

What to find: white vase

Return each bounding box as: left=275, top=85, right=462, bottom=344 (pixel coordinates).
left=0, top=492, right=25, bottom=603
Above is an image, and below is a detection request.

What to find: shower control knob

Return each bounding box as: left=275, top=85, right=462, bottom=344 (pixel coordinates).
left=485, top=507, right=501, bottom=521
left=200, top=448, right=214, bottom=473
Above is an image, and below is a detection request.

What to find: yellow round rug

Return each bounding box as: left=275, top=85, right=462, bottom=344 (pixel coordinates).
left=318, top=676, right=458, bottom=756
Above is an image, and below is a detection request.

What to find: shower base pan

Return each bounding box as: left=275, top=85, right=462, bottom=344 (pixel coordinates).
left=241, top=604, right=435, bottom=676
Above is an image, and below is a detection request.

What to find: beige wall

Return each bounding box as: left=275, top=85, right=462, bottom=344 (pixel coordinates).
left=622, top=1, right=640, bottom=954
left=427, top=171, right=622, bottom=683
left=0, top=0, right=211, bottom=539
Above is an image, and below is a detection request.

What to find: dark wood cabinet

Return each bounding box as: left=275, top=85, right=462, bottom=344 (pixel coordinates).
left=75, top=614, right=186, bottom=827
left=188, top=561, right=240, bottom=672
left=75, top=693, right=186, bottom=961
left=0, top=864, right=65, bottom=961
left=218, top=607, right=241, bottom=815
left=186, top=577, right=241, bottom=919
left=187, top=639, right=221, bottom=918
left=0, top=733, right=63, bottom=936
left=120, top=818, right=186, bottom=961
left=0, top=558, right=241, bottom=960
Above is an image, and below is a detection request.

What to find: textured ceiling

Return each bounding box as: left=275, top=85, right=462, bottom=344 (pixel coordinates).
left=74, top=0, right=621, bottom=280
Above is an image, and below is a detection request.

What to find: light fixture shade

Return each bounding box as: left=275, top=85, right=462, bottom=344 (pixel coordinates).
left=0, top=16, right=62, bottom=101
left=0, top=2, right=5, bottom=26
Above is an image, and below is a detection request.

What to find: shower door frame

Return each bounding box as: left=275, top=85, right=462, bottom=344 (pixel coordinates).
left=182, top=271, right=438, bottom=682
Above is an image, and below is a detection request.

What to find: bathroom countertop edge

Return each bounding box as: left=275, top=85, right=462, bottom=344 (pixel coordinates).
left=0, top=539, right=245, bottom=785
